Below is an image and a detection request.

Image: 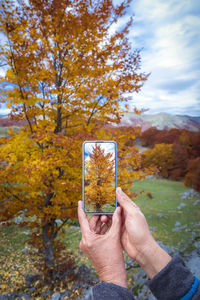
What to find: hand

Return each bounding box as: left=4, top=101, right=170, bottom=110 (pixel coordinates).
left=116, top=187, right=171, bottom=279
left=78, top=201, right=127, bottom=287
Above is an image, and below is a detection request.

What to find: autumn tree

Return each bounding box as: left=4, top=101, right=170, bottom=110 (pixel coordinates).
left=184, top=157, right=200, bottom=192
left=143, top=143, right=174, bottom=178
left=85, top=143, right=115, bottom=212
left=0, top=0, right=149, bottom=281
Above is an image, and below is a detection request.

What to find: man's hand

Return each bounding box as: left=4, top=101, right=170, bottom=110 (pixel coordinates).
left=116, top=187, right=171, bottom=279
left=78, top=201, right=127, bottom=288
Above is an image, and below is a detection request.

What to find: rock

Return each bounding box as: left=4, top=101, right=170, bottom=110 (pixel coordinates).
left=18, top=293, right=34, bottom=300
left=149, top=226, right=157, bottom=232
left=148, top=294, right=157, bottom=300
left=50, top=292, right=61, bottom=300
left=157, top=213, right=163, bottom=218
left=177, top=203, right=186, bottom=210
left=22, top=231, right=29, bottom=235
left=172, top=227, right=181, bottom=232
left=135, top=268, right=147, bottom=286
left=25, top=274, right=41, bottom=288
left=77, top=288, right=93, bottom=300
left=0, top=293, right=33, bottom=300
left=28, top=287, right=35, bottom=295
left=0, top=293, right=18, bottom=300
left=193, top=200, right=200, bottom=206
left=21, top=246, right=31, bottom=254
left=195, top=241, right=200, bottom=251
left=41, top=290, right=51, bottom=298
left=77, top=264, right=91, bottom=276
left=180, top=189, right=200, bottom=200
left=175, top=221, right=181, bottom=226
left=14, top=216, right=23, bottom=224
left=75, top=264, right=97, bottom=284
left=60, top=290, right=71, bottom=299
left=187, top=256, right=200, bottom=278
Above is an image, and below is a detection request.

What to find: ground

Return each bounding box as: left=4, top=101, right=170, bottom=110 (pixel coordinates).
left=0, top=177, right=200, bottom=298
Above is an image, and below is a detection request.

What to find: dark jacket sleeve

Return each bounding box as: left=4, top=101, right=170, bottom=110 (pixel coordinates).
left=92, top=281, right=134, bottom=300
left=92, top=254, right=200, bottom=300
left=147, top=253, right=200, bottom=300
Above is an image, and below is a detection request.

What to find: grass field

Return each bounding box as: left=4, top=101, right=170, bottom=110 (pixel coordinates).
left=0, top=126, right=20, bottom=137
left=132, top=177, right=200, bottom=250
left=63, top=177, right=200, bottom=258
left=0, top=177, right=200, bottom=292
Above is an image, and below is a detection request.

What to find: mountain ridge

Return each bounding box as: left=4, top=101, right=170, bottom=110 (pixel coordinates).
left=118, top=112, right=200, bottom=132
left=0, top=112, right=200, bottom=131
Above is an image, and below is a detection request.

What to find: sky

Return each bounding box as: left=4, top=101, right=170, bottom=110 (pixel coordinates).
left=113, top=0, right=200, bottom=116
left=84, top=142, right=115, bottom=161
left=0, top=0, right=200, bottom=116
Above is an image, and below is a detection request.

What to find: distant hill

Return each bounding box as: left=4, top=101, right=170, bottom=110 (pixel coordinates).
left=1, top=112, right=200, bottom=132
left=0, top=115, right=26, bottom=127
left=118, top=112, right=200, bottom=132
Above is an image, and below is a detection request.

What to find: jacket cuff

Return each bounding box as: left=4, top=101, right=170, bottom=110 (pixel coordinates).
left=147, top=254, right=196, bottom=300
left=92, top=281, right=134, bottom=300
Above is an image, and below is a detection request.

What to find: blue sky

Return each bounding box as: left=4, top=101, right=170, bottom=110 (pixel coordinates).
left=114, top=0, right=200, bottom=116
left=0, top=0, right=200, bottom=116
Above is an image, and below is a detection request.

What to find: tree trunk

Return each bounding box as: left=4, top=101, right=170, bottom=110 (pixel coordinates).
left=42, top=193, right=56, bottom=282
left=42, top=221, right=55, bottom=267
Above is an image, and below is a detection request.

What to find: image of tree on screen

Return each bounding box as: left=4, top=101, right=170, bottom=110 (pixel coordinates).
left=85, top=143, right=115, bottom=212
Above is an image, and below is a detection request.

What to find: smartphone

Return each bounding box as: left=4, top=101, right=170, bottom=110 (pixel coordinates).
left=82, top=141, right=117, bottom=215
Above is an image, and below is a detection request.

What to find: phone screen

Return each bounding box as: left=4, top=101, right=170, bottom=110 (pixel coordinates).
left=82, top=141, right=117, bottom=214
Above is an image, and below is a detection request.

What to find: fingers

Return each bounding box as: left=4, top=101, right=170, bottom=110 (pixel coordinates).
left=116, top=187, right=139, bottom=213
left=109, top=206, right=122, bottom=235
left=100, top=223, right=109, bottom=235
left=78, top=201, right=90, bottom=235
left=89, top=215, right=100, bottom=232
left=101, top=215, right=108, bottom=223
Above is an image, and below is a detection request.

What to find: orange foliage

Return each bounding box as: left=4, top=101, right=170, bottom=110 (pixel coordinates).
left=184, top=157, right=200, bottom=192
left=0, top=0, right=150, bottom=279
left=141, top=127, right=200, bottom=190
left=143, top=143, right=174, bottom=178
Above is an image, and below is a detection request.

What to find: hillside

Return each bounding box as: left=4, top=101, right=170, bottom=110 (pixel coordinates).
left=0, top=112, right=200, bottom=131
left=0, top=115, right=26, bottom=127
left=119, top=112, right=200, bottom=132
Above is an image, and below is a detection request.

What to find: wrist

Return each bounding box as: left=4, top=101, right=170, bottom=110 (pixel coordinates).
left=136, top=238, right=172, bottom=279
left=98, top=264, right=127, bottom=288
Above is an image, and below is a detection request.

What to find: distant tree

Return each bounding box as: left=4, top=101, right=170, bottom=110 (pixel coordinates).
left=140, top=127, right=158, bottom=147
left=143, top=143, right=174, bottom=178
left=184, top=157, right=200, bottom=192
left=85, top=144, right=115, bottom=212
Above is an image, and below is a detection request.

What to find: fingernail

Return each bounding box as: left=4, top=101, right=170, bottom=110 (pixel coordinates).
left=78, top=200, right=82, bottom=206
left=117, top=187, right=123, bottom=194
left=117, top=207, right=121, bottom=214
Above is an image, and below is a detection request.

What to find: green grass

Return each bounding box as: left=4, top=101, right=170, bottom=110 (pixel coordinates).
left=132, top=177, right=200, bottom=250
left=62, top=178, right=200, bottom=268
left=64, top=178, right=200, bottom=262
left=0, top=127, right=9, bottom=137
left=0, top=126, right=20, bottom=137
left=1, top=178, right=200, bottom=270
left=0, top=224, right=29, bottom=256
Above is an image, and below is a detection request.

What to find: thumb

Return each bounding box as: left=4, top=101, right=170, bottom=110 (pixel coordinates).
left=109, top=206, right=122, bottom=235
left=116, top=187, right=138, bottom=213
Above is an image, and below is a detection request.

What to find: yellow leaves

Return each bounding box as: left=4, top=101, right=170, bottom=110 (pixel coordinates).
left=0, top=284, right=6, bottom=290
left=143, top=143, right=174, bottom=178
left=60, top=231, right=65, bottom=239
left=5, top=68, right=16, bottom=82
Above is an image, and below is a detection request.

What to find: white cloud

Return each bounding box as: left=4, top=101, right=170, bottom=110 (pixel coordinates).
left=0, top=108, right=11, bottom=115
left=124, top=0, right=200, bottom=116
